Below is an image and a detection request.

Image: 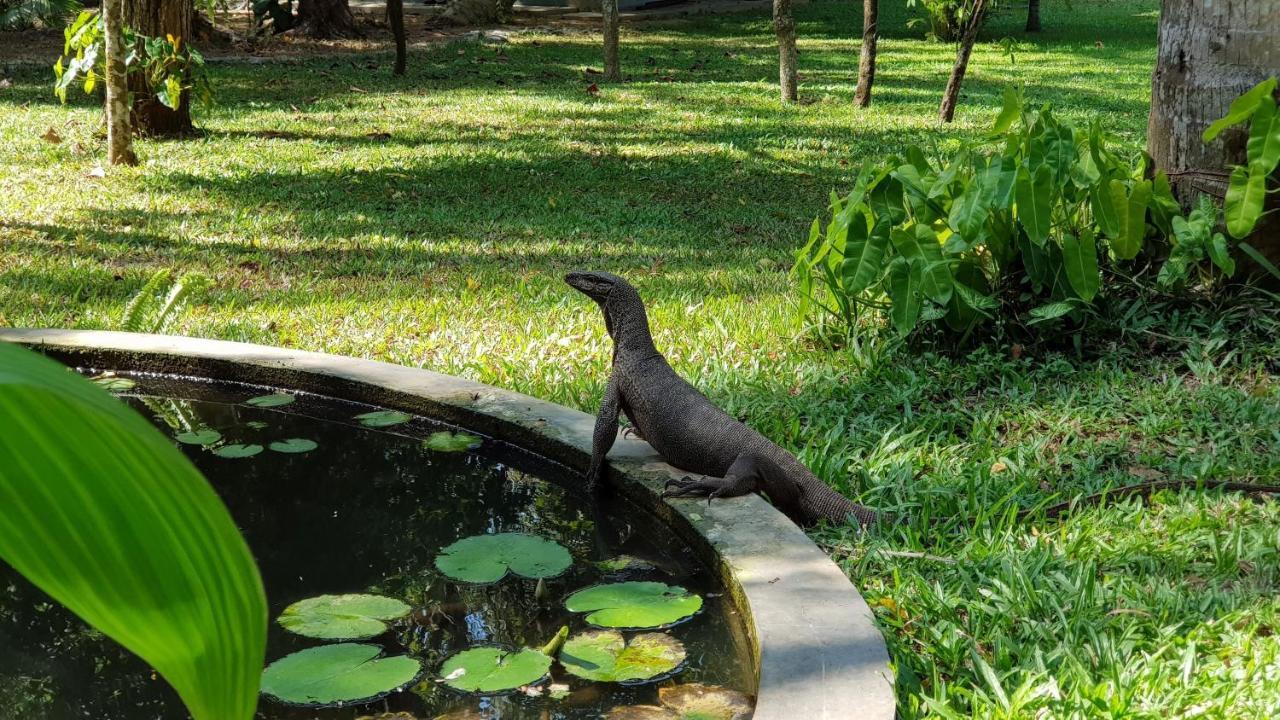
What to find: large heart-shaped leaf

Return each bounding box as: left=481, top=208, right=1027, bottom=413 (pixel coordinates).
left=0, top=342, right=266, bottom=720
left=1014, top=164, right=1052, bottom=246
left=1226, top=164, right=1267, bottom=239
left=559, top=630, right=685, bottom=683
left=1203, top=77, right=1278, bottom=142
left=435, top=533, right=571, bottom=583
left=437, top=647, right=551, bottom=693
left=887, top=257, right=924, bottom=336
left=891, top=224, right=952, bottom=305
left=1246, top=96, right=1280, bottom=177
left=565, top=581, right=702, bottom=629
left=260, top=643, right=421, bottom=707
left=278, top=594, right=411, bottom=640
left=1061, top=230, right=1101, bottom=302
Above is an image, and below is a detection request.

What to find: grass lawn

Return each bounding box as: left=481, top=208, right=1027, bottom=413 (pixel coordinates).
left=3, top=0, right=1279, bottom=716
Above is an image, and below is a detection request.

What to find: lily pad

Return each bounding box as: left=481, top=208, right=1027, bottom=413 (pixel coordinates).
left=246, top=393, right=295, bottom=408
left=92, top=376, right=135, bottom=391
left=213, top=443, right=263, bottom=459
left=278, top=594, right=411, bottom=640
left=594, top=555, right=657, bottom=575
left=559, top=630, right=685, bottom=683
left=604, top=684, right=752, bottom=720
left=355, top=410, right=413, bottom=427
left=175, top=429, right=222, bottom=445
left=246, top=420, right=270, bottom=430
left=423, top=431, right=481, bottom=453
left=565, top=582, right=702, bottom=629
left=261, top=643, right=421, bottom=707
left=269, top=438, right=318, bottom=454
left=437, top=647, right=551, bottom=693
left=435, top=533, right=571, bottom=584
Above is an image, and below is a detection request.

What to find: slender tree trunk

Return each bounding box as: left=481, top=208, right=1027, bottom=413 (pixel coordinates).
left=1148, top=0, right=1280, bottom=267
left=103, top=0, right=137, bottom=165
left=854, top=0, right=877, bottom=107
left=1025, top=0, right=1040, bottom=32
left=388, top=0, right=405, bottom=75
left=294, top=0, right=360, bottom=38
left=602, top=0, right=619, bottom=82
left=939, top=0, right=987, bottom=123
left=123, top=0, right=193, bottom=136
left=774, top=0, right=797, bottom=102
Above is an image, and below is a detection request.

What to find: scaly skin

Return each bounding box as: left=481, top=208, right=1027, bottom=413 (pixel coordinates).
left=565, top=271, right=878, bottom=528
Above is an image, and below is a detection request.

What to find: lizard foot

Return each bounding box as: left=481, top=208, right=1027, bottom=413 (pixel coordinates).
left=662, top=475, right=729, bottom=504
left=621, top=426, right=645, bottom=441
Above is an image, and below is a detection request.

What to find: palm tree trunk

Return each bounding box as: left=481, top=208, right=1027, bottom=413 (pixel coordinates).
left=103, top=0, right=137, bottom=165
left=123, top=0, right=193, bottom=136
left=1025, top=0, right=1040, bottom=32
left=603, top=0, right=620, bottom=81
left=294, top=0, right=360, bottom=38
left=939, top=0, right=987, bottom=123
left=774, top=0, right=797, bottom=102
left=855, top=0, right=877, bottom=107
left=388, top=0, right=405, bottom=75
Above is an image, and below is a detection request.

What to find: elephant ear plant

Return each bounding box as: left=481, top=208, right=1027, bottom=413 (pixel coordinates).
left=0, top=342, right=267, bottom=720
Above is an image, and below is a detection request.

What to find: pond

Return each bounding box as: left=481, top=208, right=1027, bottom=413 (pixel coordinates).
left=0, top=371, right=755, bottom=719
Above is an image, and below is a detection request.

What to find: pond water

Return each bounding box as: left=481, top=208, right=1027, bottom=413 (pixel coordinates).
left=0, top=372, right=754, bottom=719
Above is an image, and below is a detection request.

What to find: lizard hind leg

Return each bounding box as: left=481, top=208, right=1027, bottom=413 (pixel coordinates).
left=660, top=453, right=761, bottom=502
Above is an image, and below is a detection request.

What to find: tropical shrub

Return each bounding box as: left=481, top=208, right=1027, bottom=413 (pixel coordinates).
left=0, top=0, right=80, bottom=29
left=120, top=269, right=210, bottom=334
left=791, top=83, right=1276, bottom=341
left=0, top=342, right=267, bottom=720
left=53, top=10, right=212, bottom=112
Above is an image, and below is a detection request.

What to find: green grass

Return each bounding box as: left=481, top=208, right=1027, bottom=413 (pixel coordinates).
left=3, top=0, right=1280, bottom=716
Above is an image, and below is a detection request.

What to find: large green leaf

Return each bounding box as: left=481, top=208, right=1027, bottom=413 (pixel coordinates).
left=839, top=212, right=887, bottom=295
left=1207, top=232, right=1236, bottom=277
left=559, top=630, right=686, bottom=683
left=1203, top=77, right=1278, bottom=142
left=438, top=647, right=551, bottom=693
left=1111, top=178, right=1150, bottom=259
left=1015, top=164, right=1052, bottom=246
left=260, top=643, right=421, bottom=707
left=435, top=533, right=572, bottom=583
left=1225, top=164, right=1266, bottom=238
left=278, top=593, right=411, bottom=640
left=887, top=258, right=924, bottom=336
left=1061, top=230, right=1101, bottom=301
left=245, top=393, right=294, bottom=408
left=565, top=581, right=703, bottom=629
left=891, top=224, right=952, bottom=304
left=0, top=342, right=266, bottom=720
left=423, top=431, right=481, bottom=453
left=354, top=410, right=413, bottom=427
left=988, top=85, right=1023, bottom=137
left=1246, top=96, right=1280, bottom=177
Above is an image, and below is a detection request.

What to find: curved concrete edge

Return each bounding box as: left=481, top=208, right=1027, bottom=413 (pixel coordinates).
left=0, top=328, right=896, bottom=720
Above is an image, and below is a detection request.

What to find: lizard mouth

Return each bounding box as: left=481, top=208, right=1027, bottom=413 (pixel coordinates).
left=564, top=272, right=615, bottom=300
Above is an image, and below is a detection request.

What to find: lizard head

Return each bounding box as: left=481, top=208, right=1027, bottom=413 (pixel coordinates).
left=564, top=271, right=621, bottom=302
left=564, top=271, right=653, bottom=351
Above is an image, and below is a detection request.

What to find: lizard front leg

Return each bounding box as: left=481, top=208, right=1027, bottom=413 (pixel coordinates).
left=586, top=375, right=621, bottom=492
left=662, top=452, right=761, bottom=501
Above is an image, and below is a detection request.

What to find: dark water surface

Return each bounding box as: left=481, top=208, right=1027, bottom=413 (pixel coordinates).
left=0, top=372, right=753, bottom=719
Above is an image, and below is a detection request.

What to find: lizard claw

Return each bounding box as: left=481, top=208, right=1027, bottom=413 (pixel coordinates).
left=662, top=475, right=713, bottom=499
left=621, top=426, right=644, bottom=441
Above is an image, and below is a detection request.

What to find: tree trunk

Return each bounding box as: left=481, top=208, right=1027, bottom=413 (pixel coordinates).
left=104, top=0, right=137, bottom=165
left=440, top=0, right=514, bottom=25
left=1148, top=0, right=1280, bottom=269
left=854, top=0, right=877, bottom=107
left=388, top=0, right=405, bottom=75
left=602, top=0, right=620, bottom=82
left=774, top=0, right=797, bottom=102
left=1025, top=0, right=1040, bottom=32
left=123, top=0, right=193, bottom=136
left=939, top=0, right=987, bottom=123
left=294, top=0, right=359, bottom=38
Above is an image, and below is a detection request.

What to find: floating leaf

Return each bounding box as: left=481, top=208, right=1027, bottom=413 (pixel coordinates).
left=435, top=533, right=571, bottom=583
left=559, top=630, right=685, bottom=683
left=660, top=683, right=753, bottom=720
left=260, top=643, right=421, bottom=707
left=269, top=438, right=318, bottom=454
left=278, top=594, right=411, bottom=640
left=565, top=582, right=702, bottom=629
left=594, top=555, right=657, bottom=575
left=213, top=444, right=263, bottom=459
left=246, top=421, right=269, bottom=430
left=355, top=410, right=412, bottom=427
left=245, top=393, right=294, bottom=408
left=437, top=647, right=551, bottom=693
left=92, top=375, right=135, bottom=391
left=424, top=431, right=481, bottom=453
left=176, top=429, right=222, bottom=445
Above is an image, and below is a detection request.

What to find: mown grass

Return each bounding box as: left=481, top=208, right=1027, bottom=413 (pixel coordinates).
left=2, top=0, right=1279, bottom=716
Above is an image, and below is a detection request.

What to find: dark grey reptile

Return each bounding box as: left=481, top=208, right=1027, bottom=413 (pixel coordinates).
left=565, top=270, right=879, bottom=528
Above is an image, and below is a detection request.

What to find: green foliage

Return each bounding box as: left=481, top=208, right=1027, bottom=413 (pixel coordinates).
left=259, top=643, right=421, bottom=706
left=120, top=269, right=210, bottom=334
left=0, top=0, right=81, bottom=30
left=435, top=533, right=573, bottom=583
left=54, top=10, right=212, bottom=112
left=277, top=593, right=410, bottom=640
left=564, top=581, right=703, bottom=629
left=268, top=437, right=318, bottom=453
left=559, top=631, right=686, bottom=683
left=1203, top=77, right=1279, bottom=239
left=0, top=342, right=267, bottom=720
left=246, top=393, right=296, bottom=407
left=354, top=409, right=413, bottom=427
left=423, top=430, right=482, bottom=452
left=438, top=647, right=552, bottom=693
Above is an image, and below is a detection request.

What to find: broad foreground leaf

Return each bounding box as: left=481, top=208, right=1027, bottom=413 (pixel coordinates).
left=0, top=342, right=267, bottom=720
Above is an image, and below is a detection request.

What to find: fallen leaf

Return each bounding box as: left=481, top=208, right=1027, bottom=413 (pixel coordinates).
left=364, top=131, right=391, bottom=140
left=349, top=86, right=368, bottom=93
left=586, top=83, right=599, bottom=95
left=991, top=461, right=1008, bottom=474
left=1011, top=343, right=1024, bottom=359
left=0, top=78, right=12, bottom=89
left=1126, top=465, right=1164, bottom=481
left=41, top=127, right=62, bottom=143
left=84, top=166, right=106, bottom=178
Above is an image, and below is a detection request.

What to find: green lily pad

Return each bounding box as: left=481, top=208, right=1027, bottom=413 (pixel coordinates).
left=559, top=630, right=685, bottom=683
left=278, top=594, right=411, bottom=640
left=435, top=533, right=571, bottom=584
left=246, top=420, right=269, bottom=430
left=565, top=582, right=702, bottom=629
left=92, top=376, right=136, bottom=391
left=604, top=683, right=753, bottom=720
left=246, top=393, right=295, bottom=408
left=213, top=443, right=263, bottom=459
left=355, top=410, right=412, bottom=427
left=269, top=438, right=318, bottom=454
left=424, top=431, right=482, bottom=452
left=437, top=647, right=551, bottom=693
left=594, top=555, right=657, bottom=575
left=260, top=643, right=421, bottom=707
left=175, top=429, right=222, bottom=445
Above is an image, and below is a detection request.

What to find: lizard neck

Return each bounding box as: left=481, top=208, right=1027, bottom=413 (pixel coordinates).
left=605, top=293, right=658, bottom=362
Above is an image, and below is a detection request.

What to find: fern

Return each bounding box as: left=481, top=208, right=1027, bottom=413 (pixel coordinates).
left=119, top=270, right=209, bottom=334
left=0, top=0, right=81, bottom=29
